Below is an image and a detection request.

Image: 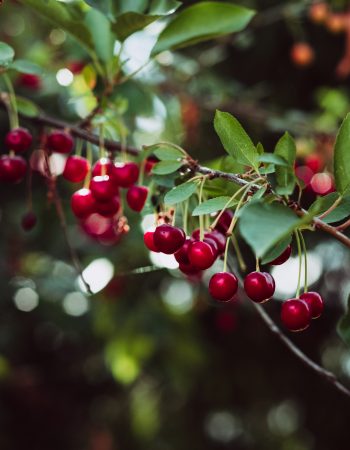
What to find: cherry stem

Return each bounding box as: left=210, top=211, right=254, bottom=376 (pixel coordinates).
left=294, top=229, right=302, bottom=298
left=226, top=182, right=254, bottom=236
left=84, top=142, right=93, bottom=188
left=75, top=138, right=83, bottom=157
left=223, top=237, right=230, bottom=272
left=139, top=158, right=145, bottom=185
left=172, top=207, right=176, bottom=226
left=198, top=176, right=207, bottom=241
left=299, top=229, right=308, bottom=293
left=182, top=199, right=189, bottom=236
left=231, top=233, right=247, bottom=272
left=255, top=257, right=260, bottom=272
left=99, top=124, right=106, bottom=174
left=2, top=73, right=19, bottom=129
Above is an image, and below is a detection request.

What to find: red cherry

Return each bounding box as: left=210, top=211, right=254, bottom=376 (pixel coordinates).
left=92, top=158, right=115, bottom=178
left=18, top=73, right=41, bottom=90
left=300, top=292, right=324, bottom=319
left=178, top=262, right=202, bottom=277
left=80, top=213, right=111, bottom=238
left=144, top=230, right=160, bottom=252
left=98, top=224, right=123, bottom=246
left=192, top=229, right=226, bottom=254
left=145, top=156, right=159, bottom=175
left=281, top=299, right=311, bottom=331
left=90, top=175, right=115, bottom=201
left=95, top=196, right=120, bottom=218
left=209, top=272, right=238, bottom=302
left=126, top=186, right=148, bottom=212
left=305, top=154, right=323, bottom=173
left=47, top=130, right=74, bottom=154
left=153, top=224, right=186, bottom=254
left=267, top=245, right=292, bottom=265
left=214, top=210, right=234, bottom=235
left=244, top=271, right=275, bottom=303
left=71, top=188, right=96, bottom=218
left=21, top=211, right=37, bottom=231
left=188, top=240, right=216, bottom=270
left=63, top=155, right=90, bottom=183
left=5, top=127, right=32, bottom=153
left=68, top=60, right=86, bottom=74
left=113, top=162, right=139, bottom=188
left=0, top=155, right=27, bottom=183
left=174, top=238, right=193, bottom=265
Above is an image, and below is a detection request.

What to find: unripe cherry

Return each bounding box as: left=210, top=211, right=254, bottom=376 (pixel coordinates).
left=47, top=130, right=74, bottom=154
left=267, top=244, right=292, bottom=265
left=244, top=271, right=275, bottom=303
left=5, top=127, right=32, bottom=153
left=126, top=186, right=148, bottom=212
left=0, top=155, right=27, bottom=183
left=153, top=224, right=186, bottom=254
left=63, top=155, right=90, bottom=183
left=300, top=292, right=324, bottom=319
left=71, top=188, right=96, bottom=219
left=209, top=272, right=238, bottom=302
left=113, top=162, right=139, bottom=188
left=188, top=240, right=216, bottom=270
left=281, top=299, right=311, bottom=331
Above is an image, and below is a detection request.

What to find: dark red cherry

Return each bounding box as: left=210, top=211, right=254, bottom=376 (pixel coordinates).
left=244, top=271, right=275, bottom=303
left=174, top=238, right=193, bottom=265
left=203, top=237, right=219, bottom=257
left=47, top=130, right=74, bottom=154
left=90, top=175, right=115, bottom=201
left=95, top=196, right=120, bottom=218
left=92, top=158, right=115, bottom=178
left=71, top=188, right=96, bottom=219
left=18, top=73, right=41, bottom=90
left=80, top=213, right=111, bottom=238
left=188, top=240, right=216, bottom=270
left=63, top=155, right=90, bottom=183
left=178, top=261, right=202, bottom=277
left=113, top=162, right=139, bottom=188
left=143, top=230, right=159, bottom=252
left=215, top=209, right=234, bottom=235
left=145, top=156, right=159, bottom=175
left=126, top=186, right=148, bottom=212
left=209, top=272, right=238, bottom=302
left=21, top=211, right=37, bottom=231
left=153, top=224, right=186, bottom=254
left=5, top=127, right=32, bottom=153
left=267, top=244, right=292, bottom=265
left=300, top=292, right=324, bottom=319
left=98, top=224, right=123, bottom=246
left=281, top=299, right=311, bottom=331
left=0, top=155, right=27, bottom=183
left=192, top=229, right=226, bottom=254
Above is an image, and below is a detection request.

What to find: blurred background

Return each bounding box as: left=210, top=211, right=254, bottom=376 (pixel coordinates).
left=1, top=0, right=350, bottom=449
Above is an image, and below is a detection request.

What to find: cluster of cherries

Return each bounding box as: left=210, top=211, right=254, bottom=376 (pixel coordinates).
left=0, top=125, right=151, bottom=244
left=144, top=210, right=324, bottom=332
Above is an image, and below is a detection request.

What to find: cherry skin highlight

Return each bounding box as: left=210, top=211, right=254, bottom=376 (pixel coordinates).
left=114, top=162, right=139, bottom=188
left=153, top=224, right=186, bottom=254
left=188, top=240, right=216, bottom=270
left=21, top=211, right=37, bottom=231
left=47, top=130, right=74, bottom=154
left=267, top=244, right=292, bottom=265
left=126, top=186, right=148, bottom=212
left=0, top=155, right=27, bottom=183
left=63, top=156, right=90, bottom=183
left=90, top=175, right=116, bottom=201
left=92, top=158, right=115, bottom=178
left=209, top=272, right=238, bottom=302
left=281, top=299, right=311, bottom=332
left=143, top=230, right=159, bottom=252
left=71, top=188, right=96, bottom=219
left=5, top=127, right=32, bottom=153
left=244, top=271, right=275, bottom=303
left=300, top=292, right=324, bottom=319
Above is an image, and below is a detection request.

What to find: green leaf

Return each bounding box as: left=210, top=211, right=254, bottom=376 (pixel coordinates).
left=0, top=42, right=15, bottom=66
left=164, top=181, right=197, bottom=204
left=274, top=132, right=296, bottom=195
left=85, top=9, right=114, bottom=63
left=239, top=200, right=309, bottom=258
left=259, top=153, right=289, bottom=167
left=16, top=96, right=40, bottom=118
left=152, top=160, right=183, bottom=175
left=83, top=0, right=115, bottom=20
left=251, top=185, right=267, bottom=200
left=149, top=0, right=182, bottom=15
left=9, top=59, right=43, bottom=75
left=151, top=1, right=255, bottom=55
left=323, top=197, right=350, bottom=223
left=338, top=295, right=350, bottom=348
left=192, top=196, right=237, bottom=216
left=153, top=146, right=183, bottom=161
left=256, top=142, right=264, bottom=155
left=112, top=12, right=161, bottom=42
left=334, top=113, right=350, bottom=195
left=309, top=192, right=339, bottom=215
left=214, top=110, right=259, bottom=172
left=261, top=235, right=292, bottom=264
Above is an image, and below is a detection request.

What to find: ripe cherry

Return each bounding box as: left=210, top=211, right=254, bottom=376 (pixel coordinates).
left=178, top=261, right=202, bottom=277
left=145, top=156, right=159, bottom=175
left=143, top=229, right=159, bottom=252
left=308, top=2, right=329, bottom=23
left=126, top=186, right=148, bottom=212
left=18, top=73, right=41, bottom=90
left=153, top=224, right=186, bottom=254
left=300, top=292, right=324, bottom=319
left=90, top=175, right=115, bottom=201
left=281, top=299, right=311, bottom=331
left=0, top=155, right=27, bottom=183
left=290, top=42, right=314, bottom=67
left=209, top=272, right=238, bottom=302
left=21, top=211, right=37, bottom=231
left=95, top=196, right=120, bottom=218
left=174, top=238, right=193, bottom=265
left=267, top=244, right=292, bottom=265
left=192, top=229, right=226, bottom=254
left=71, top=188, right=96, bottom=219
left=113, top=162, right=139, bottom=188
left=188, top=240, right=216, bottom=270
left=92, top=158, right=115, bottom=178
left=214, top=209, right=234, bottom=235
left=5, top=127, right=32, bottom=153
left=244, top=271, right=275, bottom=303
left=47, top=130, right=74, bottom=154
left=63, top=155, right=90, bottom=183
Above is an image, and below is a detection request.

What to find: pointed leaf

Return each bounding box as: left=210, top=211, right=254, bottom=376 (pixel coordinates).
left=274, top=132, right=296, bottom=195
left=16, top=96, right=40, bottom=118
left=10, top=59, right=43, bottom=75
left=0, top=42, right=15, bottom=66
left=259, top=153, right=289, bottom=167
left=153, top=146, right=183, bottom=161
left=85, top=9, right=114, bottom=63
left=164, top=181, right=197, bottom=204
left=192, top=196, right=237, bottom=216
left=334, top=113, right=350, bottom=195
left=261, top=235, right=292, bottom=264
left=112, top=12, right=161, bottom=41
left=152, top=160, right=183, bottom=175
